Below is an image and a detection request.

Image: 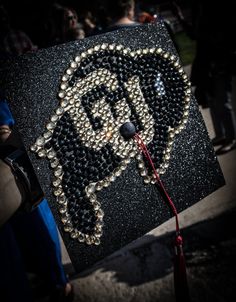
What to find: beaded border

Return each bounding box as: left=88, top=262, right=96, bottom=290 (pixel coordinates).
left=30, top=43, right=191, bottom=245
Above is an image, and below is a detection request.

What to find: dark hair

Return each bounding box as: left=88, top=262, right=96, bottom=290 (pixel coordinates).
left=0, top=5, right=10, bottom=37
left=106, top=0, right=134, bottom=20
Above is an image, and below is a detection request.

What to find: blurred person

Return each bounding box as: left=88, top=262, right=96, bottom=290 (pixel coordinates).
left=66, top=21, right=85, bottom=41
left=44, top=3, right=84, bottom=47
left=138, top=11, right=155, bottom=24
left=83, top=11, right=97, bottom=36
left=0, top=7, right=75, bottom=296
left=64, top=6, right=85, bottom=39
left=0, top=97, right=33, bottom=302
left=0, top=10, right=75, bottom=296
left=173, top=0, right=236, bottom=155
left=105, top=0, right=139, bottom=32
left=84, top=7, right=110, bottom=37
left=0, top=5, right=37, bottom=60
left=0, top=7, right=74, bottom=299
left=0, top=96, right=74, bottom=302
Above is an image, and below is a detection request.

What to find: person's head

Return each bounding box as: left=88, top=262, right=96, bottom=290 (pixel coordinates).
left=106, top=0, right=135, bottom=22
left=138, top=12, right=155, bottom=24
left=47, top=4, right=79, bottom=44
left=64, top=7, right=78, bottom=30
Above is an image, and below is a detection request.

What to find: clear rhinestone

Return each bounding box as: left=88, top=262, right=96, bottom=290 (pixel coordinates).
left=54, top=188, right=62, bottom=196
left=75, top=56, right=81, bottom=62
left=56, top=107, right=64, bottom=115
left=116, top=45, right=123, bottom=51
left=53, top=178, right=61, bottom=187
left=78, top=234, right=85, bottom=242
left=143, top=177, right=151, bottom=184
left=86, top=183, right=96, bottom=194
left=61, top=217, right=68, bottom=224
left=43, top=131, right=52, bottom=139
left=138, top=162, right=144, bottom=169
left=58, top=91, right=65, bottom=98
left=47, top=150, right=56, bottom=159
left=70, top=232, right=79, bottom=239
left=61, top=99, right=69, bottom=107
left=36, top=136, right=45, bottom=146
left=62, top=74, right=69, bottom=81
left=163, top=52, right=169, bottom=58
left=38, top=149, right=46, bottom=158
left=109, top=175, right=116, bottom=182
left=95, top=183, right=102, bottom=191
left=101, top=43, right=107, bottom=50
left=85, top=237, right=92, bottom=245
left=46, top=122, right=55, bottom=130
left=30, top=144, right=37, bottom=152
left=66, top=68, right=73, bottom=75
left=96, top=209, right=104, bottom=218
left=151, top=179, right=156, bottom=184
left=70, top=61, right=77, bottom=69
left=60, top=83, right=68, bottom=90
left=59, top=207, right=67, bottom=214
left=51, top=159, right=59, bottom=168
left=94, top=237, right=100, bottom=245
left=93, top=202, right=101, bottom=211
left=50, top=115, right=59, bottom=122
left=58, top=195, right=66, bottom=205
left=64, top=226, right=73, bottom=232
left=54, top=167, right=62, bottom=177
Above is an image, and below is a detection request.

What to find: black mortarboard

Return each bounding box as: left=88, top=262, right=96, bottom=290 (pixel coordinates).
left=0, top=23, right=224, bottom=273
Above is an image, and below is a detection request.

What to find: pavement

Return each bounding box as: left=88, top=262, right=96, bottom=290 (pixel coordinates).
left=55, top=74, right=236, bottom=302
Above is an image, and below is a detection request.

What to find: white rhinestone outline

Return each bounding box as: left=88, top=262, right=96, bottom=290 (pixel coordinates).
left=30, top=43, right=191, bottom=245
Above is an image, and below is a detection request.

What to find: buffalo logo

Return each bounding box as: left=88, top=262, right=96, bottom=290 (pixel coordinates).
left=30, top=44, right=191, bottom=245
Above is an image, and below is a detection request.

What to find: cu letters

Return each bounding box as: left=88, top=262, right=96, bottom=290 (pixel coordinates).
left=31, top=44, right=191, bottom=245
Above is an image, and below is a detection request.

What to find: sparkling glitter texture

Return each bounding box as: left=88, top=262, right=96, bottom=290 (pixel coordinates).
left=2, top=23, right=224, bottom=272
left=31, top=44, right=191, bottom=245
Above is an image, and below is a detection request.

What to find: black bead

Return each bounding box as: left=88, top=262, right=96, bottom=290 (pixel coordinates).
left=119, top=122, right=137, bottom=140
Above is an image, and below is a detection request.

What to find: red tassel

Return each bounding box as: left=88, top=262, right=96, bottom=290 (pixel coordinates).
left=133, top=134, right=190, bottom=302
left=174, top=235, right=190, bottom=302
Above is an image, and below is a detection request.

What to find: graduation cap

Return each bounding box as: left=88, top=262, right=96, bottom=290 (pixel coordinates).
left=1, top=22, right=224, bottom=284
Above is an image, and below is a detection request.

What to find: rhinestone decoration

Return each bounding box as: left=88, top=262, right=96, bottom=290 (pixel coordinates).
left=31, top=44, right=190, bottom=245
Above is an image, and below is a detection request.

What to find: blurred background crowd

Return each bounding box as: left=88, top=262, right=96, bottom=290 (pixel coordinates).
left=1, top=0, right=236, bottom=154
left=0, top=0, right=193, bottom=54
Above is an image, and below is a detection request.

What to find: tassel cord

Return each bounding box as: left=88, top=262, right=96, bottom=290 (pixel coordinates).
left=134, top=133, right=180, bottom=235
left=133, top=133, right=190, bottom=302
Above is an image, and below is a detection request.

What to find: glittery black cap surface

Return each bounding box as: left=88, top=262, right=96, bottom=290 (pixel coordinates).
left=0, top=22, right=224, bottom=272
